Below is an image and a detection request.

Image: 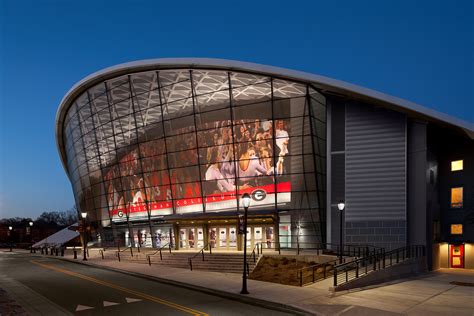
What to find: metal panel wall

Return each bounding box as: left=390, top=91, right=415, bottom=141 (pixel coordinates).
left=345, top=103, right=407, bottom=222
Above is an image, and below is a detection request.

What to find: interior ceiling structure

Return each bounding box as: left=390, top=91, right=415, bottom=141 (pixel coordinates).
left=57, top=58, right=474, bottom=175
left=64, top=69, right=308, bottom=171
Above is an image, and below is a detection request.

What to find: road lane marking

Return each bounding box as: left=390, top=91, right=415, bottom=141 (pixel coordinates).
left=126, top=297, right=142, bottom=303
left=30, top=260, right=208, bottom=316
left=75, top=305, right=94, bottom=311
left=103, top=301, right=120, bottom=307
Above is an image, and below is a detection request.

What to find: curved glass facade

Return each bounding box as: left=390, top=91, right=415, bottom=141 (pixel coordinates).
left=62, top=69, right=326, bottom=248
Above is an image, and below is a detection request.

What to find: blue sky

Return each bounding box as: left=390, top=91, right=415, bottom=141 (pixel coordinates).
left=0, top=0, right=472, bottom=219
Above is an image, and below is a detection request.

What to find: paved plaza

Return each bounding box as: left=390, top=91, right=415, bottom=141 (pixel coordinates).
left=1, top=249, right=473, bottom=315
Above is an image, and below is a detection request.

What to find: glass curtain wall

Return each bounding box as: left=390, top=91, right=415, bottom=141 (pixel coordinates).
left=62, top=69, right=326, bottom=247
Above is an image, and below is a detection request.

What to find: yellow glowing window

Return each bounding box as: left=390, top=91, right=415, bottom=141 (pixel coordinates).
left=451, top=160, right=463, bottom=171
left=451, top=224, right=463, bottom=235
left=451, top=187, right=463, bottom=208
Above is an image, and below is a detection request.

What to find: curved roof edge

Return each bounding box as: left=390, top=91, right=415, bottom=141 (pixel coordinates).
left=56, top=58, right=474, bottom=173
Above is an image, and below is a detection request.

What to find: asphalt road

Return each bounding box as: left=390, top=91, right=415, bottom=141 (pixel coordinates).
left=0, top=252, right=296, bottom=315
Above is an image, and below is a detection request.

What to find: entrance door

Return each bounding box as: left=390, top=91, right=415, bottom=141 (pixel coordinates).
left=450, top=244, right=464, bottom=268
left=211, top=227, right=237, bottom=250
left=179, top=227, right=202, bottom=249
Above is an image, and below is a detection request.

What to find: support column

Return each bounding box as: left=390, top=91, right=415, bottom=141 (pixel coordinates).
left=173, top=224, right=179, bottom=250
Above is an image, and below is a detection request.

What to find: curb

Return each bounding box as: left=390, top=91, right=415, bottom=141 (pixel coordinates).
left=40, top=254, right=315, bottom=315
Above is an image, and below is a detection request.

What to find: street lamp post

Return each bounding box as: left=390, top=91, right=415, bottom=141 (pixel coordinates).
left=240, top=193, right=251, bottom=295
left=81, top=212, right=88, bottom=261
left=8, top=226, right=13, bottom=252
left=337, top=200, right=345, bottom=264
left=29, top=221, right=34, bottom=253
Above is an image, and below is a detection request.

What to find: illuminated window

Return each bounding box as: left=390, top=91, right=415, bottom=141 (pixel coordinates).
left=451, top=160, right=463, bottom=171
left=451, top=187, right=463, bottom=208
left=450, top=224, right=463, bottom=235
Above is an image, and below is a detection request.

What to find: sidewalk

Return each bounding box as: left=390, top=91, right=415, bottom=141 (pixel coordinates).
left=35, top=249, right=474, bottom=315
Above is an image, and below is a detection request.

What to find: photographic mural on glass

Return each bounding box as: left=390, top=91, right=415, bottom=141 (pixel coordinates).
left=62, top=69, right=326, bottom=244
left=103, top=117, right=292, bottom=222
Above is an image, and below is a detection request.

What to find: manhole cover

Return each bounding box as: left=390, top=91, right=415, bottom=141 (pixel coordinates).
left=450, top=281, right=474, bottom=287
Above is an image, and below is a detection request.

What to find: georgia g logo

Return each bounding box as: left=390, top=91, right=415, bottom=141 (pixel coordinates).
left=118, top=210, right=124, bottom=218
left=251, top=189, right=267, bottom=202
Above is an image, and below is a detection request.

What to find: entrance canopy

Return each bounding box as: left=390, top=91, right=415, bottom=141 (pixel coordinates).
left=32, top=223, right=80, bottom=248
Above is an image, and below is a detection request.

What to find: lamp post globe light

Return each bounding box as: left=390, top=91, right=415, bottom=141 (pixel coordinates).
left=240, top=193, right=251, bottom=295
left=8, top=226, right=13, bottom=252
left=29, top=221, right=34, bottom=253
left=81, top=212, right=88, bottom=261
left=337, top=200, right=345, bottom=264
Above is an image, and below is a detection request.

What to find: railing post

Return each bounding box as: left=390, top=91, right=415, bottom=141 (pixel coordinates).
left=73, top=249, right=77, bottom=259
left=300, top=270, right=303, bottom=287
left=118, top=252, right=121, bottom=262
left=130, top=246, right=133, bottom=257
left=160, top=249, right=163, bottom=260
left=356, top=261, right=359, bottom=278
left=148, top=255, right=151, bottom=266
left=101, top=250, right=104, bottom=260
left=373, top=254, right=377, bottom=271
left=189, top=258, right=192, bottom=271
left=333, top=266, right=337, bottom=287
left=209, top=244, right=212, bottom=255
left=201, top=250, right=204, bottom=261
left=382, top=249, right=385, bottom=268
left=312, top=266, right=315, bottom=283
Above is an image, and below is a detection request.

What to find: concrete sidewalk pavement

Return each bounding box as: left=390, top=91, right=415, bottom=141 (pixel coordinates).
left=20, top=249, right=474, bottom=315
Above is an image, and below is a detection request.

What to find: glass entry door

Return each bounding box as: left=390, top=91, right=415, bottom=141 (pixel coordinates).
left=210, top=226, right=237, bottom=250
left=179, top=227, right=203, bottom=249
left=242, top=225, right=275, bottom=249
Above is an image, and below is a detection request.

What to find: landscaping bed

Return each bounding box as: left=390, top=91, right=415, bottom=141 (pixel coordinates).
left=249, top=256, right=334, bottom=286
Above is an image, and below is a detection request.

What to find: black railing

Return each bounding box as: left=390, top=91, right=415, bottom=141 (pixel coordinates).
left=333, top=245, right=425, bottom=287
left=188, top=243, right=212, bottom=271
left=297, top=258, right=339, bottom=286
left=115, top=246, right=134, bottom=262
left=246, top=242, right=262, bottom=276
left=146, top=242, right=172, bottom=266
left=280, top=240, right=382, bottom=258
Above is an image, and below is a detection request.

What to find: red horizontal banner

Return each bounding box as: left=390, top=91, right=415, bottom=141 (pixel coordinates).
left=110, top=182, right=290, bottom=218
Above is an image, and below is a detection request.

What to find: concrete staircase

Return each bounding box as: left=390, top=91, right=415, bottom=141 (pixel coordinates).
left=109, top=249, right=260, bottom=274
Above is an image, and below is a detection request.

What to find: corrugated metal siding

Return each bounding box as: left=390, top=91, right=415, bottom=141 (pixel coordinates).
left=345, top=104, right=406, bottom=221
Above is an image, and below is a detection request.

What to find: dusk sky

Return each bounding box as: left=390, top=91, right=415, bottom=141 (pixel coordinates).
left=0, top=0, right=472, bottom=219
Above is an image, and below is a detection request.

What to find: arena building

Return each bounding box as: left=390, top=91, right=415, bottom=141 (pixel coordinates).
left=56, top=58, right=474, bottom=269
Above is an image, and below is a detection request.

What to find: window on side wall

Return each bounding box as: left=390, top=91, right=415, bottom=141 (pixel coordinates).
left=451, top=160, right=463, bottom=171
left=451, top=187, right=463, bottom=208
left=450, top=224, right=463, bottom=235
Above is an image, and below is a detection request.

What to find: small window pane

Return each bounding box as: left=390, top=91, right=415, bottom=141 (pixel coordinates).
left=451, top=187, right=463, bottom=208
left=450, top=224, right=463, bottom=235
left=451, top=160, right=463, bottom=171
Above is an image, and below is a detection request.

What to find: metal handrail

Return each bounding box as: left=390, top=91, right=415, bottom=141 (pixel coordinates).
left=296, top=258, right=339, bottom=286
left=146, top=242, right=172, bottom=266
left=333, top=245, right=425, bottom=287
left=115, top=246, right=134, bottom=262
left=188, top=243, right=212, bottom=271
left=245, top=242, right=262, bottom=276
left=292, top=241, right=381, bottom=257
